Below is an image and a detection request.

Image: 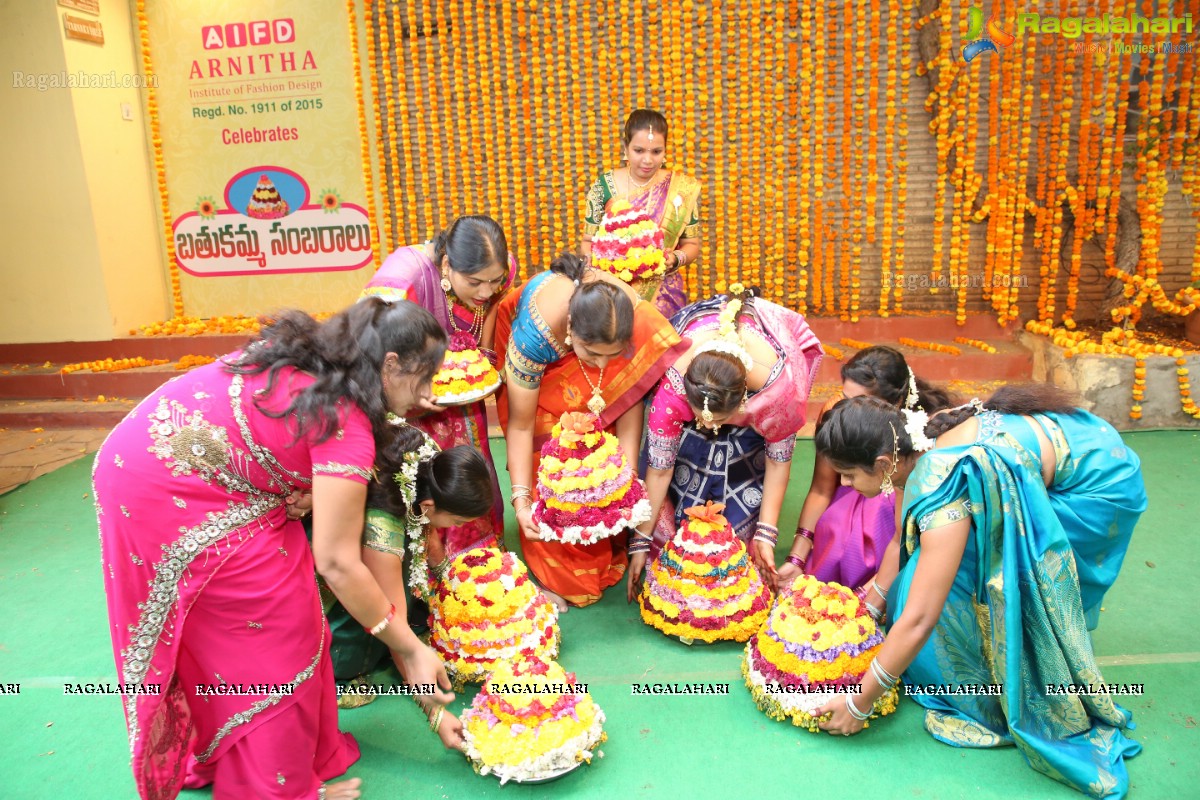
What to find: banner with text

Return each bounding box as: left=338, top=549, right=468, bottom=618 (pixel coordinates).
left=143, top=2, right=375, bottom=316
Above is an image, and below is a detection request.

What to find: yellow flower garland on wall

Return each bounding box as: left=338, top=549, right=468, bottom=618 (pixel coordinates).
left=347, top=0, right=381, bottom=271
left=135, top=0, right=183, bottom=317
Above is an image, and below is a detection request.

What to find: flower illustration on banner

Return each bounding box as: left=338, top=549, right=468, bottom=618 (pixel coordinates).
left=320, top=188, right=342, bottom=213
left=195, top=196, right=217, bottom=219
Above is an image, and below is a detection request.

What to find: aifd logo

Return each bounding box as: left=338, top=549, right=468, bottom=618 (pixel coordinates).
left=202, top=19, right=295, bottom=49
left=961, top=6, right=1016, bottom=62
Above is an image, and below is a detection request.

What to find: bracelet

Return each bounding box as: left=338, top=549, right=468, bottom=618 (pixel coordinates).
left=753, top=522, right=779, bottom=547
left=365, top=604, right=396, bottom=636
left=627, top=534, right=652, bottom=556
left=429, top=705, right=445, bottom=733
left=673, top=249, right=687, bottom=267
left=864, top=599, right=884, bottom=621
left=785, top=554, right=807, bottom=569
left=796, top=527, right=815, bottom=542
left=871, top=579, right=890, bottom=601
left=752, top=535, right=778, bottom=550
left=845, top=693, right=872, bottom=721
left=869, top=657, right=900, bottom=690
left=511, top=484, right=531, bottom=494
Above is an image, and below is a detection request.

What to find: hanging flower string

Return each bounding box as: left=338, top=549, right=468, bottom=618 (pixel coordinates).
left=135, top=0, right=183, bottom=317
left=347, top=0, right=381, bottom=271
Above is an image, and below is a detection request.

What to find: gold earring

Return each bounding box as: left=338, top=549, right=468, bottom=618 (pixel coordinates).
left=739, top=391, right=748, bottom=413
left=564, top=334, right=573, bottom=347
left=440, top=273, right=452, bottom=293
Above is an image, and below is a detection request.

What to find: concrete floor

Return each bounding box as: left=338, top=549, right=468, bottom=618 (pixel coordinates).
left=0, top=427, right=109, bottom=495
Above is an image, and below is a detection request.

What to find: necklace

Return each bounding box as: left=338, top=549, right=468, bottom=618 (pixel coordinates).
left=628, top=169, right=657, bottom=190
left=447, top=292, right=485, bottom=342
left=579, top=363, right=607, bottom=415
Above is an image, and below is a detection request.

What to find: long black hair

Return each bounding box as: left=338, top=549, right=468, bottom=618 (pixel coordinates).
left=432, top=215, right=509, bottom=277
left=815, top=383, right=1080, bottom=471
left=368, top=431, right=494, bottom=521
left=551, top=253, right=634, bottom=345
left=841, top=346, right=955, bottom=413
left=226, top=298, right=447, bottom=443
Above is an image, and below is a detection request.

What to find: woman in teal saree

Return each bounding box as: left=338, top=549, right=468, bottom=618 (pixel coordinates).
left=811, top=387, right=1145, bottom=799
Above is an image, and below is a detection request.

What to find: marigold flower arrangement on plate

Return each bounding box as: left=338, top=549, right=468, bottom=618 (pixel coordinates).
left=639, top=502, right=772, bottom=644
left=743, top=574, right=899, bottom=731
left=460, top=654, right=606, bottom=785
left=432, top=332, right=502, bottom=406
left=589, top=199, right=666, bottom=297
left=532, top=412, right=651, bottom=544
left=428, top=547, right=559, bottom=689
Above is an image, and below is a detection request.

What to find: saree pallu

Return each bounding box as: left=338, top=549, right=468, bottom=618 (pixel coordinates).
left=584, top=170, right=702, bottom=317
left=93, top=362, right=369, bottom=799
left=361, top=244, right=517, bottom=556
left=495, top=283, right=688, bottom=605
left=890, top=411, right=1142, bottom=799
left=807, top=485, right=895, bottom=590
left=1031, top=412, right=1145, bottom=630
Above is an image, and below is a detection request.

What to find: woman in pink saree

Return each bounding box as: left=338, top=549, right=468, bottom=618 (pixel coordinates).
left=626, top=286, right=824, bottom=601
left=361, top=215, right=518, bottom=556
left=93, top=299, right=457, bottom=800
left=777, top=346, right=956, bottom=591
left=581, top=109, right=702, bottom=317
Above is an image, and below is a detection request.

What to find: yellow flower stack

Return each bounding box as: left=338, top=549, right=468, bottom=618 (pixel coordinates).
left=461, top=654, right=606, bottom=785
left=639, top=502, right=772, bottom=644
left=428, top=547, right=559, bottom=688
left=743, top=575, right=898, bottom=732
left=431, top=335, right=501, bottom=405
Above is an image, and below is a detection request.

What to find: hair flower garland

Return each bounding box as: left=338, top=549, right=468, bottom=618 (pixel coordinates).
left=393, top=430, right=442, bottom=599
left=904, top=367, right=920, bottom=410
left=902, top=408, right=935, bottom=453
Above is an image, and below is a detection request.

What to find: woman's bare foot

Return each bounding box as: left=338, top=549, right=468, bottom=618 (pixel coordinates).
left=538, top=586, right=570, bottom=613
left=322, top=778, right=362, bottom=799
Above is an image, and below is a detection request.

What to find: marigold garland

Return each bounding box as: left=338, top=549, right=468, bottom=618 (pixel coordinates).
left=899, top=337, right=960, bottom=356
left=953, top=336, right=997, bottom=354
left=132, top=315, right=260, bottom=337
left=347, top=0, right=381, bottom=271
left=62, top=357, right=170, bottom=374
left=840, top=337, right=873, bottom=351
left=135, top=1, right=183, bottom=317
left=175, top=354, right=217, bottom=370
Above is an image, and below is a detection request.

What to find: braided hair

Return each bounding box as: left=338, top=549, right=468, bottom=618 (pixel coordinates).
left=841, top=346, right=955, bottom=413
left=816, top=383, right=1081, bottom=470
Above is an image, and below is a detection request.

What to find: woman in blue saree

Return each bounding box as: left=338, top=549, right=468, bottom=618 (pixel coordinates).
left=811, top=387, right=1145, bottom=799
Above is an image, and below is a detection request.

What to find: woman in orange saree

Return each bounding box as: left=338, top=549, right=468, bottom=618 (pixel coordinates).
left=495, top=254, right=688, bottom=608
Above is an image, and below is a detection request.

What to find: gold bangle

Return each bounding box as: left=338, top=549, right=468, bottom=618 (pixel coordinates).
left=429, top=705, right=445, bottom=733
left=512, top=496, right=534, bottom=512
